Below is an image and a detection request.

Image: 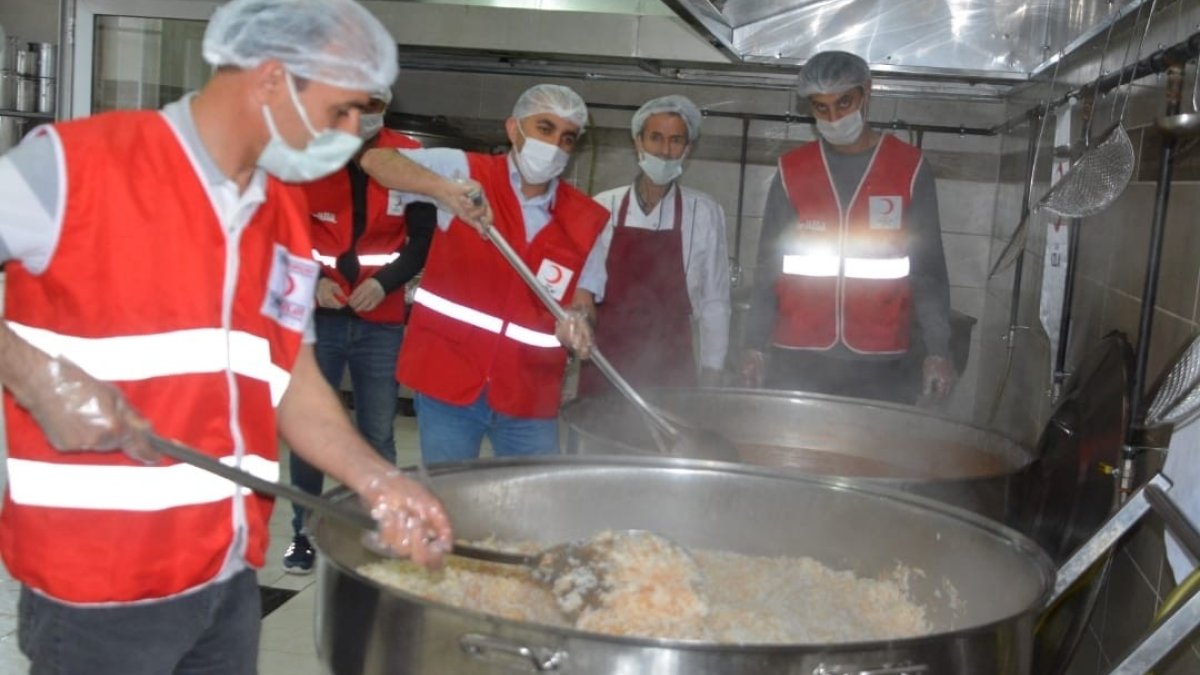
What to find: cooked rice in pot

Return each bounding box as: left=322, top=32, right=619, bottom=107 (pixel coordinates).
left=357, top=531, right=932, bottom=644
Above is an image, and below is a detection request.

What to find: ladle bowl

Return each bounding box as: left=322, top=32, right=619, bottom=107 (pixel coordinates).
left=1156, top=112, right=1200, bottom=139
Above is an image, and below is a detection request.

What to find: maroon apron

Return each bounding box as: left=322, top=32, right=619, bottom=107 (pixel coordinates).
left=579, top=186, right=695, bottom=396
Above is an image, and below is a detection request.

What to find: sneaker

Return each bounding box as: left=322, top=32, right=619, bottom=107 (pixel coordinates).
left=282, top=534, right=315, bottom=575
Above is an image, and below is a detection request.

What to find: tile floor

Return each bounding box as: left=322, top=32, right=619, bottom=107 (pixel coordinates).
left=0, top=410, right=436, bottom=675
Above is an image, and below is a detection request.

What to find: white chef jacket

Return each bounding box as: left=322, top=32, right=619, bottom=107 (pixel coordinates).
left=581, top=182, right=732, bottom=371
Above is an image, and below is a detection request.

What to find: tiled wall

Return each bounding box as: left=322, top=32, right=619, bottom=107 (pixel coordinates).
left=977, top=0, right=1200, bottom=668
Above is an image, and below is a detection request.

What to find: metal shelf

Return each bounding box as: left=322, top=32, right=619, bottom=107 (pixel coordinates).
left=0, top=109, right=54, bottom=120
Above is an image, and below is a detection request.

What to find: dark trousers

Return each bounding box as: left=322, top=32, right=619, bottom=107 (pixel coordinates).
left=18, top=569, right=260, bottom=675
left=765, top=347, right=919, bottom=405
left=292, top=314, right=404, bottom=536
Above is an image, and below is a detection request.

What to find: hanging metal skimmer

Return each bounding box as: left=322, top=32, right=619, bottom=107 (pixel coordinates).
left=1035, top=123, right=1134, bottom=218
left=1035, top=0, right=1161, bottom=218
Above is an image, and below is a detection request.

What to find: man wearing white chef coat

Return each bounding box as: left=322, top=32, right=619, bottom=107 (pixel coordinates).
left=577, top=95, right=731, bottom=393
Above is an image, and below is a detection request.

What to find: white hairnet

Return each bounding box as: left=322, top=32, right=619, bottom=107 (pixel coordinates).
left=203, top=0, right=398, bottom=93
left=511, top=84, right=588, bottom=130
left=631, top=95, right=702, bottom=142
left=371, top=87, right=394, bottom=107
left=796, top=51, right=871, bottom=98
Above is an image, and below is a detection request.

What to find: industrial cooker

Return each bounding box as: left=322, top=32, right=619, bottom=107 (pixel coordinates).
left=562, top=389, right=1034, bottom=525
left=312, top=456, right=1053, bottom=675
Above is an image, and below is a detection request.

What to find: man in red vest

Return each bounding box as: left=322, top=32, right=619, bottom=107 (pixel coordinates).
left=0, top=1, right=451, bottom=672
left=361, top=84, right=607, bottom=464
left=285, top=87, right=437, bottom=574
left=577, top=95, right=731, bottom=394
left=740, top=51, right=956, bottom=404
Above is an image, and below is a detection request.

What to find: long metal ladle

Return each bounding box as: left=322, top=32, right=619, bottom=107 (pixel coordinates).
left=146, top=434, right=673, bottom=616
left=1156, top=62, right=1200, bottom=139
left=479, top=222, right=740, bottom=463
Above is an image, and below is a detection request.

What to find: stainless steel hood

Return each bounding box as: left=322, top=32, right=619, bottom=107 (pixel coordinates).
left=663, top=0, right=1139, bottom=80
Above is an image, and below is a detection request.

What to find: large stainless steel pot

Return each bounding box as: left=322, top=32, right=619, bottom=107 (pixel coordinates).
left=563, top=389, right=1034, bottom=524
left=312, top=456, right=1053, bottom=675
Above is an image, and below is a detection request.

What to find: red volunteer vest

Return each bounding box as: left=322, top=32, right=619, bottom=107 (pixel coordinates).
left=0, top=112, right=314, bottom=604
left=305, top=129, right=421, bottom=324
left=398, top=153, right=608, bottom=418
left=773, top=135, right=921, bottom=354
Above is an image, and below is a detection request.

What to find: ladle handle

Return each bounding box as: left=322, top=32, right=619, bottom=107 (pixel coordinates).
left=480, top=223, right=677, bottom=437
left=147, top=433, right=378, bottom=532
left=1191, top=60, right=1199, bottom=113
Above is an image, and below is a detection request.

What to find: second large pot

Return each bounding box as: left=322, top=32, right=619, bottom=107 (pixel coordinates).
left=563, top=389, right=1035, bottom=524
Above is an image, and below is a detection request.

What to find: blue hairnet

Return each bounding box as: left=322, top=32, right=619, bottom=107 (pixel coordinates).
left=512, top=84, right=588, bottom=130
left=631, top=95, right=702, bottom=143
left=203, top=0, right=398, bottom=93
left=796, top=51, right=871, bottom=98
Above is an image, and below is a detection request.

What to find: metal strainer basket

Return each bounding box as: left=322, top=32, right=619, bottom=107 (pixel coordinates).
left=1035, top=122, right=1135, bottom=218
left=1033, top=0, right=1160, bottom=220
left=1147, top=334, right=1200, bottom=428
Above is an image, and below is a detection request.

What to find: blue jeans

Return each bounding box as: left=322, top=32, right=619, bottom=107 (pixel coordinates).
left=19, top=569, right=259, bottom=675
left=291, top=313, right=404, bottom=535
left=415, top=390, right=560, bottom=464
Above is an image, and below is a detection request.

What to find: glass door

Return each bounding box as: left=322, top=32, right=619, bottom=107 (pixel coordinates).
left=68, top=0, right=218, bottom=118
left=91, top=15, right=207, bottom=113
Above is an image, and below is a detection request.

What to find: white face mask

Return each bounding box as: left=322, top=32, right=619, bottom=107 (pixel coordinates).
left=513, top=124, right=569, bottom=185
left=358, top=113, right=384, bottom=141
left=815, top=110, right=865, bottom=146
left=258, top=72, right=363, bottom=182
left=637, top=150, right=685, bottom=186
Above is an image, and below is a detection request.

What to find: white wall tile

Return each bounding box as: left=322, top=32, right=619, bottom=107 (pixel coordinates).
left=943, top=233, right=993, bottom=290
left=937, top=180, right=998, bottom=236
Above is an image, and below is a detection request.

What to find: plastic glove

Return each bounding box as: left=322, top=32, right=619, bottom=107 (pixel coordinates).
left=440, top=177, right=492, bottom=234
left=17, top=356, right=158, bottom=463
left=921, top=355, right=956, bottom=401
left=555, top=309, right=594, bottom=360
left=739, top=349, right=767, bottom=388
left=359, top=469, right=453, bottom=569
left=316, top=277, right=347, bottom=309
left=698, top=367, right=723, bottom=387
left=348, top=278, right=386, bottom=313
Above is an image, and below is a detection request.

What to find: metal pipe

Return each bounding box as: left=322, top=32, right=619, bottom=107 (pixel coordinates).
left=986, top=121, right=1042, bottom=426
left=1123, top=63, right=1185, bottom=492
left=733, top=117, right=750, bottom=262
left=1007, top=121, right=1042, bottom=331
left=57, top=0, right=73, bottom=121
left=995, top=31, right=1200, bottom=135
left=586, top=102, right=994, bottom=137
left=1052, top=217, right=1081, bottom=394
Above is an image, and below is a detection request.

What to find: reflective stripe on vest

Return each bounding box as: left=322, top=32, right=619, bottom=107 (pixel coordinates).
left=413, top=287, right=560, bottom=349
left=9, top=323, right=292, bottom=406
left=311, top=249, right=399, bottom=268
left=782, top=254, right=910, bottom=281
left=782, top=253, right=839, bottom=277
left=6, top=455, right=279, bottom=510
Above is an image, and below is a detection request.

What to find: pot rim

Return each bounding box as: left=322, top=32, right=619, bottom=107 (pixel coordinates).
left=312, top=455, right=1056, bottom=651
left=561, top=388, right=1038, bottom=479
